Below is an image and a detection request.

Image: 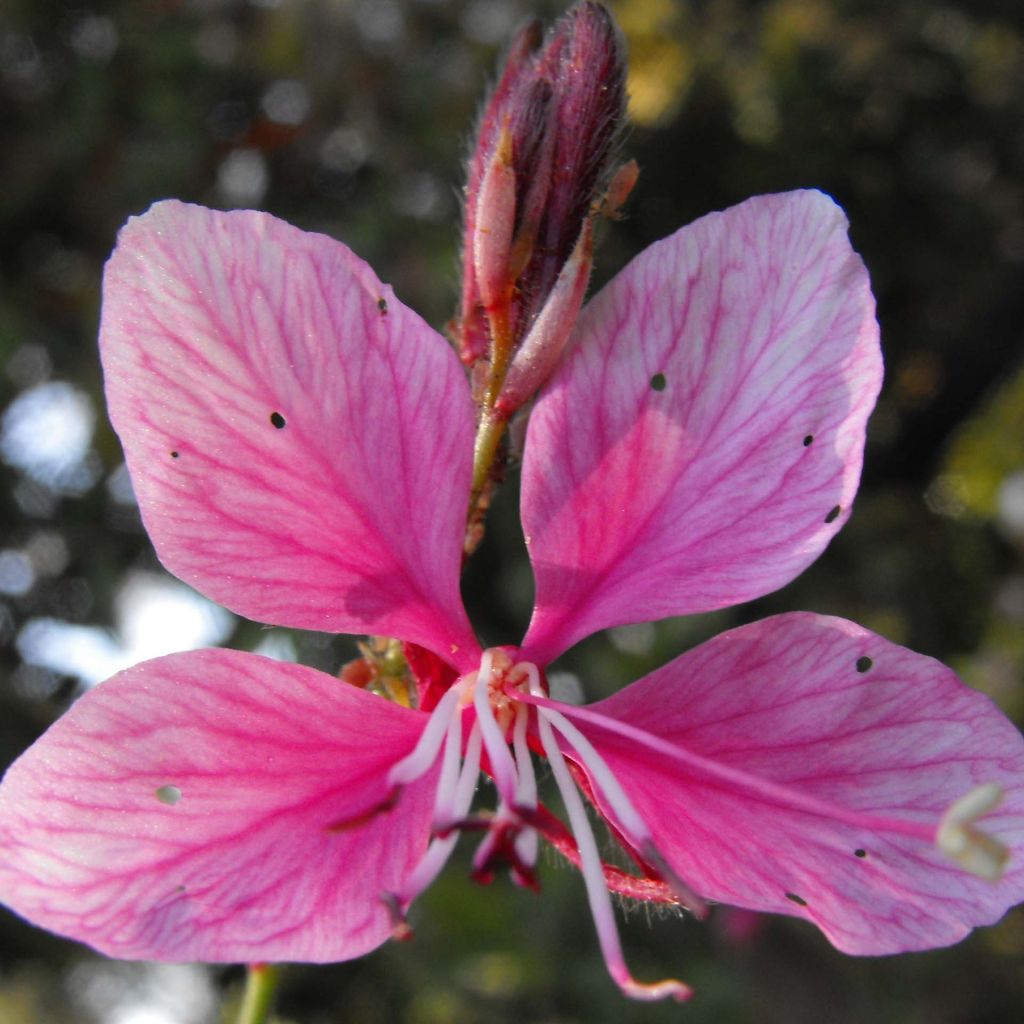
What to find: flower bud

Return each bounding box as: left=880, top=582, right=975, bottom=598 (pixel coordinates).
left=456, top=2, right=628, bottom=412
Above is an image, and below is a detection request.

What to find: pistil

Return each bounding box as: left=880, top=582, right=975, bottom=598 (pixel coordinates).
left=516, top=689, right=1010, bottom=881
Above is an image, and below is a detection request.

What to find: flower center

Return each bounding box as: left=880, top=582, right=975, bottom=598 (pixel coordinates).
left=381, top=647, right=693, bottom=1002
left=384, top=648, right=542, bottom=900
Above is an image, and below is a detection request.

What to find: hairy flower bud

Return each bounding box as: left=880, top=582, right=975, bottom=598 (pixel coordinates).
left=456, top=2, right=628, bottom=412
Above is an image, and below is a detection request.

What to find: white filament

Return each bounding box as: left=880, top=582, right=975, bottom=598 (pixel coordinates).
left=534, top=705, right=690, bottom=1001
left=387, top=683, right=463, bottom=788
left=472, top=651, right=519, bottom=802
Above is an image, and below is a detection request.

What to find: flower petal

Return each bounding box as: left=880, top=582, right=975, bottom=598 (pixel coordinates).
left=560, top=614, right=1024, bottom=954
left=520, top=191, right=881, bottom=662
left=0, top=649, right=435, bottom=962
left=102, top=202, right=478, bottom=667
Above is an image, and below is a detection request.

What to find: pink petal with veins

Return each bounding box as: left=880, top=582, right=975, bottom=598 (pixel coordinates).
left=102, top=202, right=479, bottom=669
left=563, top=614, right=1024, bottom=954
left=0, top=649, right=434, bottom=962
left=520, top=191, right=881, bottom=663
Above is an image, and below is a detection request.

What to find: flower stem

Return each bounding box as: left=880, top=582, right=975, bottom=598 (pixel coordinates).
left=466, top=282, right=515, bottom=542
left=465, top=409, right=507, bottom=556
left=470, top=410, right=507, bottom=506
left=236, top=963, right=280, bottom=1024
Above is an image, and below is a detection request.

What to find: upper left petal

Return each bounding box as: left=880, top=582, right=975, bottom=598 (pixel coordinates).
left=0, top=649, right=434, bottom=962
left=101, top=201, right=478, bottom=666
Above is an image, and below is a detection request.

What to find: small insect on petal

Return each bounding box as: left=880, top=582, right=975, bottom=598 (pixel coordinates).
left=155, top=785, right=182, bottom=805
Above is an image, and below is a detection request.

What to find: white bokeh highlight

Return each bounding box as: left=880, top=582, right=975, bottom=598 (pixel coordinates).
left=1, top=381, right=96, bottom=490
left=17, top=572, right=234, bottom=687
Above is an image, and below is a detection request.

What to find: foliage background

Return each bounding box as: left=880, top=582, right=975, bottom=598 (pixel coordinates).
left=1, top=0, right=1023, bottom=1021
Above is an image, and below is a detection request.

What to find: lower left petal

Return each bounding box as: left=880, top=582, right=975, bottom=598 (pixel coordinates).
left=0, top=649, right=434, bottom=963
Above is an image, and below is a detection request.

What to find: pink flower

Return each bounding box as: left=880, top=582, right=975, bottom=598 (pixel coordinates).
left=2, top=192, right=1023, bottom=1002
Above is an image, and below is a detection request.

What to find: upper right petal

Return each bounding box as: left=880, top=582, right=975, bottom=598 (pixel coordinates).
left=101, top=202, right=479, bottom=668
left=520, top=191, right=881, bottom=664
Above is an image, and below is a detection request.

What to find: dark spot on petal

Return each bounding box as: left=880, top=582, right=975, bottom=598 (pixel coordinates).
left=854, top=849, right=867, bottom=858
left=856, top=656, right=873, bottom=673
left=170, top=451, right=179, bottom=459
left=156, top=785, right=182, bottom=805
left=824, top=505, right=841, bottom=524
left=785, top=892, right=807, bottom=906
left=270, top=411, right=286, bottom=429
left=650, top=372, right=666, bottom=392
left=803, top=434, right=814, bottom=447
left=378, top=297, right=388, bottom=315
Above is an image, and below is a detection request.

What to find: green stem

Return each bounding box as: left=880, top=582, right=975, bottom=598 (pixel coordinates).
left=236, top=963, right=280, bottom=1024
left=470, top=410, right=507, bottom=508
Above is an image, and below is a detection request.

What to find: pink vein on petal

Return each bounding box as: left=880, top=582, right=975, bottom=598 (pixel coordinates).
left=101, top=201, right=479, bottom=669
left=520, top=191, right=882, bottom=663
left=0, top=649, right=435, bottom=962
left=559, top=613, right=1024, bottom=954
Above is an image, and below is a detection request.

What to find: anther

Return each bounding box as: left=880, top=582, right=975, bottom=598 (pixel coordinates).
left=380, top=893, right=415, bottom=942
left=936, top=782, right=1009, bottom=881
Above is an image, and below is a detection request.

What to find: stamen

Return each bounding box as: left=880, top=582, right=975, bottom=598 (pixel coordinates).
left=539, top=702, right=706, bottom=917
left=473, top=651, right=519, bottom=803
left=381, top=892, right=415, bottom=941
left=512, top=700, right=537, bottom=805
left=442, top=722, right=483, bottom=833
left=388, top=683, right=463, bottom=789
left=470, top=813, right=539, bottom=890
left=535, top=705, right=691, bottom=1002
left=937, top=783, right=1009, bottom=881
left=393, top=724, right=483, bottom=908
left=324, top=790, right=398, bottom=832
left=432, top=695, right=464, bottom=827
left=397, top=832, right=460, bottom=909
left=470, top=700, right=540, bottom=886
left=512, top=701, right=539, bottom=869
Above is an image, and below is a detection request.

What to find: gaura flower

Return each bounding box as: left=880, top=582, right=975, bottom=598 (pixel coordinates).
left=2, top=191, right=1023, bottom=1002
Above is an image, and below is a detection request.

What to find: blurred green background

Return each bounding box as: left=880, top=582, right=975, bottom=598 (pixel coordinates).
left=2, top=0, right=1023, bottom=1021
